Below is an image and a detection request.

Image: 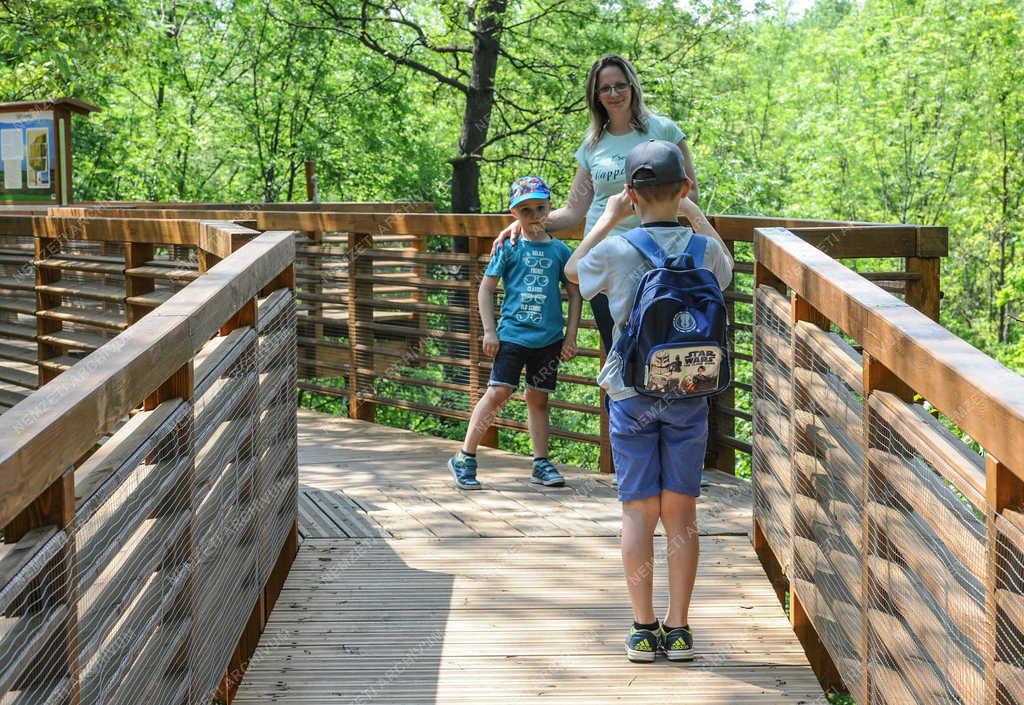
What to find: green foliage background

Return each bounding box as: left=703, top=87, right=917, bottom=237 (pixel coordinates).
left=2, top=0, right=1020, bottom=431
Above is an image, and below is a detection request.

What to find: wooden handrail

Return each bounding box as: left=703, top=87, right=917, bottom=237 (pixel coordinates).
left=755, top=226, right=1024, bottom=472
left=0, top=228, right=295, bottom=528
left=66, top=200, right=435, bottom=212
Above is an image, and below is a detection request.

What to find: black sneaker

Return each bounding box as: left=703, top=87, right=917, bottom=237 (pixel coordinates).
left=661, top=625, right=695, bottom=661
left=625, top=624, right=659, bottom=663
left=448, top=451, right=481, bottom=490
left=530, top=458, right=565, bottom=487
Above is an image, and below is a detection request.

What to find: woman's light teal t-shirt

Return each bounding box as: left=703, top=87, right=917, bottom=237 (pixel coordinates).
left=574, top=112, right=686, bottom=238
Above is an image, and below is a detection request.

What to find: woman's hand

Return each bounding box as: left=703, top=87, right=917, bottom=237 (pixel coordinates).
left=482, top=332, right=499, bottom=357
left=491, top=220, right=525, bottom=255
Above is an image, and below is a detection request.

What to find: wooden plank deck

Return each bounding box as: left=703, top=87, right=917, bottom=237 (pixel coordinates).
left=234, top=410, right=823, bottom=704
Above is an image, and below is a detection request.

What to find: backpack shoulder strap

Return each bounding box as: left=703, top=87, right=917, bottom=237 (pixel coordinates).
left=683, top=233, right=707, bottom=269
left=621, top=228, right=667, bottom=268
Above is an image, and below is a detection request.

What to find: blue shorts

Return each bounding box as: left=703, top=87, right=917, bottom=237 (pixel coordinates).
left=608, top=395, right=709, bottom=502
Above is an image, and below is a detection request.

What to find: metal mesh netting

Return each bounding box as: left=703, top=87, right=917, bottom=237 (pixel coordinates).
left=752, top=285, right=793, bottom=563
left=0, top=528, right=75, bottom=704
left=255, top=289, right=299, bottom=587
left=866, top=394, right=987, bottom=705
left=791, top=322, right=866, bottom=702
left=0, top=287, right=297, bottom=705
left=295, top=232, right=603, bottom=459
left=192, top=320, right=261, bottom=700
left=994, top=509, right=1024, bottom=705
left=75, top=401, right=194, bottom=705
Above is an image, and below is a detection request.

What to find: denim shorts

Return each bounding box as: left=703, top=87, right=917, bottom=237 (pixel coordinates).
left=608, top=394, right=709, bottom=501
left=489, top=339, right=562, bottom=392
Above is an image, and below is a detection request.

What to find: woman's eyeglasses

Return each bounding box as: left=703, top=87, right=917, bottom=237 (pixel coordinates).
left=598, top=82, right=630, bottom=96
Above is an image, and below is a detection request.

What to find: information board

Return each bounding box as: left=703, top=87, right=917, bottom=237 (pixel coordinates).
left=0, top=110, right=55, bottom=203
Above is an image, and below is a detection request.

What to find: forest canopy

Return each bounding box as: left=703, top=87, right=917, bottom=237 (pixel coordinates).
left=1, top=0, right=1021, bottom=370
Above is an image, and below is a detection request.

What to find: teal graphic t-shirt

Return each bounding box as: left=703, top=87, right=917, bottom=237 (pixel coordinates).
left=574, top=113, right=686, bottom=238
left=485, top=236, right=573, bottom=348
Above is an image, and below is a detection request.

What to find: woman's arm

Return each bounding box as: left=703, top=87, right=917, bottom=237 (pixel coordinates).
left=545, top=166, right=594, bottom=232
left=678, top=139, right=699, bottom=203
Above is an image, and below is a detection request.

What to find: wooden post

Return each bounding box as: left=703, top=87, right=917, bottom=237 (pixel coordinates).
left=198, top=249, right=221, bottom=274
left=347, top=232, right=375, bottom=421
left=54, top=106, right=73, bottom=205
left=298, top=163, right=323, bottom=382
left=754, top=260, right=786, bottom=294
left=904, top=256, right=941, bottom=322
left=710, top=239, right=737, bottom=474
left=791, top=588, right=846, bottom=693
left=412, top=233, right=428, bottom=364
left=125, top=242, right=155, bottom=324
left=35, top=235, right=63, bottom=384
left=860, top=353, right=914, bottom=705
left=599, top=346, right=613, bottom=473
left=4, top=468, right=80, bottom=705
left=787, top=292, right=844, bottom=693
left=984, top=454, right=1024, bottom=705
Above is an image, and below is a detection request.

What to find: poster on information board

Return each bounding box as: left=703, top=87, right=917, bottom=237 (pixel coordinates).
left=0, top=111, right=55, bottom=203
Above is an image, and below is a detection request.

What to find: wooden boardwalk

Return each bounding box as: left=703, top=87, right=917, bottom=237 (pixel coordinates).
left=234, top=410, right=824, bottom=704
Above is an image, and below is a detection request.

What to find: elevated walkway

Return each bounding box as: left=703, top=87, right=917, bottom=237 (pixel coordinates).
left=233, top=410, right=822, bottom=704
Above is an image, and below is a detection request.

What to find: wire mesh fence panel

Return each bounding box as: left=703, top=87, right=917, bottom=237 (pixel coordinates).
left=866, top=392, right=987, bottom=705
left=192, top=330, right=261, bottom=702
left=0, top=527, right=76, bottom=705
left=752, top=285, right=793, bottom=565
left=74, top=400, right=194, bottom=705
left=0, top=226, right=297, bottom=705
left=255, top=288, right=298, bottom=585
left=293, top=227, right=606, bottom=466
left=994, top=508, right=1024, bottom=705
left=791, top=321, right=866, bottom=703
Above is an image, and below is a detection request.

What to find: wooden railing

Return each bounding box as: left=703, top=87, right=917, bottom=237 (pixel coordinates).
left=251, top=210, right=945, bottom=474
left=751, top=227, right=1024, bottom=704
left=2, top=205, right=944, bottom=476
left=0, top=216, right=298, bottom=705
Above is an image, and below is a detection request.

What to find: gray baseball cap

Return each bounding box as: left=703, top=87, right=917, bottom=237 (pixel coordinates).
left=625, top=139, right=687, bottom=186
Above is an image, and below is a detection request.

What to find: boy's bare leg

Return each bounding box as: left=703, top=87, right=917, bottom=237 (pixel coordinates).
left=463, top=385, right=514, bottom=454
left=524, top=387, right=550, bottom=457
left=660, top=489, right=699, bottom=627
left=621, top=496, right=661, bottom=625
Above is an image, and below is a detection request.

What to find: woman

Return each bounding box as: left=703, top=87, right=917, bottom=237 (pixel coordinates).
left=494, top=54, right=700, bottom=351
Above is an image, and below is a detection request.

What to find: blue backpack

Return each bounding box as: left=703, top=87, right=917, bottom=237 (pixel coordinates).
left=612, top=228, right=730, bottom=400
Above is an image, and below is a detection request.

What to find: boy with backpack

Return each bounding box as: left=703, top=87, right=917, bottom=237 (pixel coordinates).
left=448, top=176, right=581, bottom=491
left=564, top=140, right=733, bottom=663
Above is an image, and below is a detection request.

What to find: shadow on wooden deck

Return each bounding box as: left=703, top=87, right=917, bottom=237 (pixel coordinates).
left=233, top=410, right=825, bottom=704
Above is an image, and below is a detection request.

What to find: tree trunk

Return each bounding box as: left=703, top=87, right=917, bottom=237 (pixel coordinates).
left=450, top=0, right=506, bottom=217
left=446, top=0, right=507, bottom=391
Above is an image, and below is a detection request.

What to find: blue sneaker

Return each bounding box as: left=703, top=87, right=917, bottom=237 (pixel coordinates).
left=661, top=625, right=695, bottom=661
left=625, top=624, right=659, bottom=663
left=530, top=458, right=565, bottom=487
left=448, top=451, right=481, bottom=490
